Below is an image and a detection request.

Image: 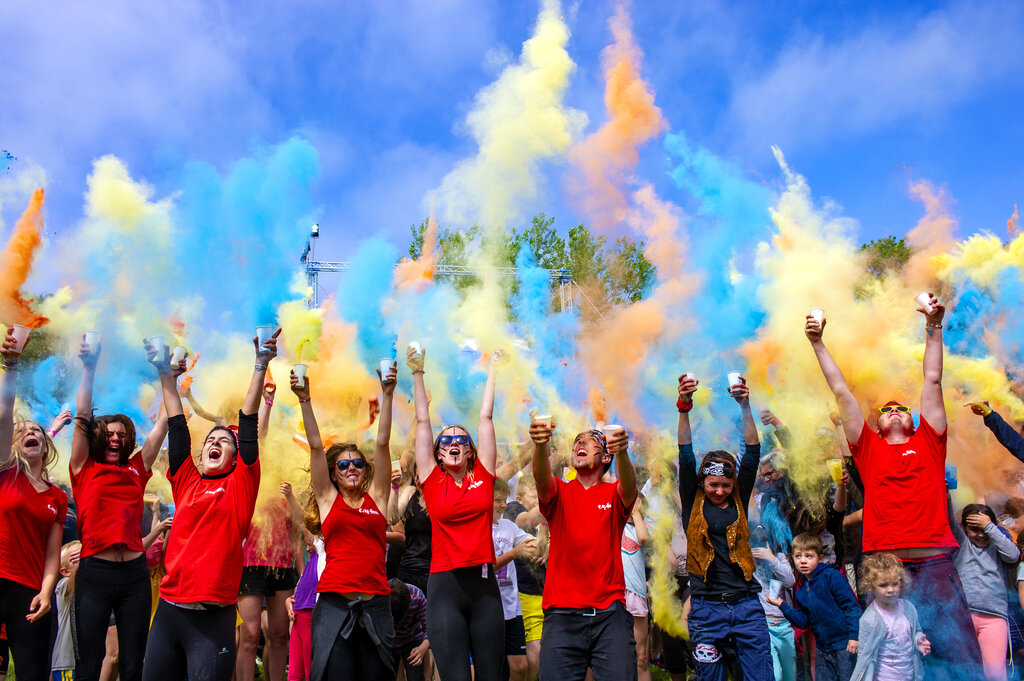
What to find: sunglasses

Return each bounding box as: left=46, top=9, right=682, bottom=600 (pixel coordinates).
left=439, top=434, right=470, bottom=446
left=878, top=405, right=910, bottom=414
left=335, top=458, right=366, bottom=471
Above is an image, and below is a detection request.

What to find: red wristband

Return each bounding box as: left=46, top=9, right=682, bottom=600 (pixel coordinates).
left=676, top=397, right=694, bottom=413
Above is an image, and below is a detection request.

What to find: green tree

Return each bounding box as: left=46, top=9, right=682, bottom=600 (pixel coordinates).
left=859, top=235, right=912, bottom=278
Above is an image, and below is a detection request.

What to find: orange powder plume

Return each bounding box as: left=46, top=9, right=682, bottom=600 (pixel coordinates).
left=0, top=188, right=49, bottom=328
left=566, top=0, right=666, bottom=232
left=395, top=212, right=437, bottom=290
left=902, top=180, right=957, bottom=288
left=588, top=387, right=609, bottom=423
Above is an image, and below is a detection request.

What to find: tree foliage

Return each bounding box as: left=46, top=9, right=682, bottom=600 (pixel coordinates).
left=859, top=235, right=912, bottom=279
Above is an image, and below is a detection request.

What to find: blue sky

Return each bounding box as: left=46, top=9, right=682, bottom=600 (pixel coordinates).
left=1, top=0, right=1022, bottom=278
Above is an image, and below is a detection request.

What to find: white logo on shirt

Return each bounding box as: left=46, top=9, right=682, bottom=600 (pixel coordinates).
left=358, top=508, right=380, bottom=516
left=901, top=449, right=917, bottom=457
left=467, top=480, right=483, bottom=491
left=204, top=487, right=227, bottom=495
left=129, top=468, right=139, bottom=476
left=47, top=504, right=57, bottom=517
left=597, top=503, right=612, bottom=511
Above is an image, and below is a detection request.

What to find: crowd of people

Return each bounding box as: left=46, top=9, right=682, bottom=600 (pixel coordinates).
left=3, top=294, right=1024, bottom=681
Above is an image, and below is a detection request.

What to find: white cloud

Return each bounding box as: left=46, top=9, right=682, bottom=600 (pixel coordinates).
left=727, top=1, right=1024, bottom=150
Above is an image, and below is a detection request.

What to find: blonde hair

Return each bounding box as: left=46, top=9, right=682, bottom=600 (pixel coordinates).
left=858, top=553, right=909, bottom=593
left=60, top=540, right=82, bottom=571
left=0, top=420, right=59, bottom=480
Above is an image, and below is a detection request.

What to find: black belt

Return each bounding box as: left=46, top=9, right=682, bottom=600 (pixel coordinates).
left=701, top=591, right=755, bottom=604
left=546, top=604, right=617, bottom=617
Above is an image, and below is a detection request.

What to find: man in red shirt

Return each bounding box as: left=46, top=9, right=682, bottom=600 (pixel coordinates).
left=530, top=421, right=638, bottom=681
left=806, top=293, right=983, bottom=681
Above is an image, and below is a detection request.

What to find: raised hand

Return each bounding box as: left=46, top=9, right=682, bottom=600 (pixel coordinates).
left=290, top=369, right=310, bottom=402
left=804, top=314, right=825, bottom=343
left=254, top=327, right=282, bottom=363
left=729, top=376, right=750, bottom=404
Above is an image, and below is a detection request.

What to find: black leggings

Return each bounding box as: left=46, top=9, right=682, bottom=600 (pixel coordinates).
left=73, top=555, right=151, bottom=681
left=427, top=566, right=505, bottom=681
left=142, top=599, right=236, bottom=681
left=322, top=614, right=393, bottom=681
left=0, top=578, right=52, bottom=681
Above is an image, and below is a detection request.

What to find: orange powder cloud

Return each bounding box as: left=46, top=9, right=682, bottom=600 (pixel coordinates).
left=566, top=0, right=666, bottom=232
left=0, top=188, right=49, bottom=328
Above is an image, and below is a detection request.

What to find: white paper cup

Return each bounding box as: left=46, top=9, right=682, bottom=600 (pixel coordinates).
left=915, top=292, right=934, bottom=314
left=532, top=414, right=555, bottom=428
left=9, top=325, right=30, bottom=353
left=256, top=326, right=274, bottom=349
left=681, top=371, right=696, bottom=383
left=293, top=363, right=308, bottom=388
left=170, top=346, right=187, bottom=365
left=603, top=424, right=623, bottom=438
left=809, top=308, right=824, bottom=325
left=147, top=335, right=167, bottom=352
left=769, top=579, right=782, bottom=600
left=727, top=371, right=742, bottom=392
left=528, top=407, right=540, bottom=421
left=379, top=359, right=396, bottom=383
left=408, top=341, right=422, bottom=356
left=84, top=330, right=101, bottom=354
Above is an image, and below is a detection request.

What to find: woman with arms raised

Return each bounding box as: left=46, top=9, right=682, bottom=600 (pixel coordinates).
left=294, top=360, right=397, bottom=681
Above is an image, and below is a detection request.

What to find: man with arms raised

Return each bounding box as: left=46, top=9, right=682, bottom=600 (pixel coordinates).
left=530, top=421, right=637, bottom=681
left=806, top=293, right=983, bottom=681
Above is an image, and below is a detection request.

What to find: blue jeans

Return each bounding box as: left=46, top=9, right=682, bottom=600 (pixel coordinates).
left=689, top=595, right=773, bottom=681
left=814, top=646, right=853, bottom=681
left=766, top=616, right=795, bottom=681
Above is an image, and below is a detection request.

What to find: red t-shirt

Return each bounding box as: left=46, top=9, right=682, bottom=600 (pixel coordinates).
left=317, top=494, right=389, bottom=595
left=849, top=417, right=957, bottom=552
left=0, top=468, right=67, bottom=590
left=160, top=455, right=260, bottom=605
left=242, top=498, right=293, bottom=569
left=540, top=477, right=634, bottom=610
left=421, top=462, right=496, bottom=572
left=70, top=451, right=152, bottom=557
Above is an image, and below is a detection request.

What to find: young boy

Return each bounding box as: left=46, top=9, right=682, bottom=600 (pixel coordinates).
left=492, top=478, right=537, bottom=681
left=52, top=540, right=82, bottom=681
left=766, top=533, right=860, bottom=681
left=504, top=473, right=548, bottom=678
left=389, top=578, right=430, bottom=681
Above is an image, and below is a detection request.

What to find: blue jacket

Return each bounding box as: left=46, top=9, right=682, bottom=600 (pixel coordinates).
left=779, top=563, right=861, bottom=651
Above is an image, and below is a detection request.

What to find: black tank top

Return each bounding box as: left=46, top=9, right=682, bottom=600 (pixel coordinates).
left=399, top=489, right=432, bottom=575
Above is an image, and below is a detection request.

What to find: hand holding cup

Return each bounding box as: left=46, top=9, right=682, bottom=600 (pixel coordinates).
left=290, top=369, right=311, bottom=401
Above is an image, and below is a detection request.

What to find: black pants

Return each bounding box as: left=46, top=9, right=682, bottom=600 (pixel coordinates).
left=321, top=615, right=393, bottom=681
left=395, top=640, right=427, bottom=681
left=398, top=567, right=429, bottom=595
left=427, top=566, right=505, bottom=681
left=142, top=599, right=236, bottom=681
left=538, top=601, right=637, bottom=681
left=0, top=578, right=52, bottom=681
left=73, top=555, right=151, bottom=681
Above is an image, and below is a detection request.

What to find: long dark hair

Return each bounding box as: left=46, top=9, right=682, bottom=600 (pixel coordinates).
left=74, top=414, right=136, bottom=466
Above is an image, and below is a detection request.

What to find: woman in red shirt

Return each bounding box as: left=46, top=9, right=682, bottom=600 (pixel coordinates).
left=292, top=360, right=396, bottom=681
left=408, top=346, right=504, bottom=681
left=69, top=337, right=170, bottom=681
left=142, top=330, right=278, bottom=681
left=0, top=330, right=67, bottom=681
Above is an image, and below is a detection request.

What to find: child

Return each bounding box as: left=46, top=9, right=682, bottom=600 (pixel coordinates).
left=286, top=533, right=323, bottom=681
left=491, top=478, right=537, bottom=681
left=389, top=578, right=430, bottom=681
left=51, top=540, right=82, bottom=681
left=622, top=503, right=651, bottom=681
left=850, top=553, right=930, bottom=681
left=949, top=501, right=1020, bottom=681
left=503, top=472, right=547, bottom=679
left=751, top=538, right=797, bottom=681
left=766, top=533, right=860, bottom=681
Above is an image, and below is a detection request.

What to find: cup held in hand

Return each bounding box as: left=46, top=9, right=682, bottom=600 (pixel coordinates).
left=170, top=346, right=187, bottom=365
left=84, top=330, right=101, bottom=355
left=826, top=458, right=843, bottom=485
left=915, top=292, right=934, bottom=314
left=379, top=358, right=396, bottom=383
left=726, top=371, right=742, bottom=393
left=147, top=336, right=169, bottom=363
left=8, top=324, right=30, bottom=353
left=769, top=579, right=782, bottom=600
left=256, top=326, right=274, bottom=350
left=293, top=363, right=308, bottom=388
left=809, top=308, right=825, bottom=325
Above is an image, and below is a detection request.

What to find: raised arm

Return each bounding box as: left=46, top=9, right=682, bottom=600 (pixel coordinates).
left=369, top=362, right=397, bottom=510
left=408, top=347, right=436, bottom=483
left=806, top=316, right=865, bottom=442
left=476, top=353, right=502, bottom=476
left=732, top=378, right=761, bottom=506
left=291, top=371, right=337, bottom=517
left=919, top=293, right=946, bottom=432
left=258, top=379, right=276, bottom=442
left=677, top=373, right=697, bottom=446
left=244, top=328, right=280, bottom=416
left=183, top=389, right=223, bottom=425
left=608, top=427, right=637, bottom=508
left=0, top=332, right=19, bottom=468
left=677, top=373, right=699, bottom=524
left=70, top=336, right=99, bottom=475
left=530, top=421, right=556, bottom=504
left=975, top=405, right=1024, bottom=464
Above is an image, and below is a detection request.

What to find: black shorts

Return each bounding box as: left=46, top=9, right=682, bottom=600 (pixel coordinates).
left=504, top=615, right=526, bottom=656
left=239, top=566, right=298, bottom=597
